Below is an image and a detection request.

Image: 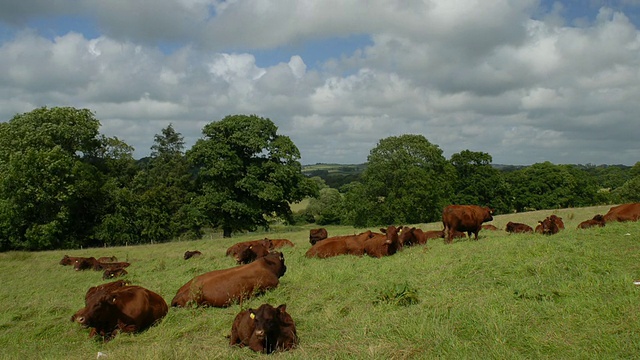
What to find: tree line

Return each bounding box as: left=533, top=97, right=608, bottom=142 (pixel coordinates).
left=0, top=107, right=638, bottom=251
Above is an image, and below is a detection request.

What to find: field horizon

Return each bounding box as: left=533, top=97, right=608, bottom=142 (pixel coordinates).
left=1, top=204, right=639, bottom=359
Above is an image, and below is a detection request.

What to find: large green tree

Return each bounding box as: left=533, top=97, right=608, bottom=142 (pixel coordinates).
left=505, top=161, right=602, bottom=212
left=449, top=150, right=512, bottom=213
left=0, top=107, right=110, bottom=250
left=187, top=115, right=317, bottom=237
left=134, top=124, right=200, bottom=242
left=342, top=134, right=454, bottom=227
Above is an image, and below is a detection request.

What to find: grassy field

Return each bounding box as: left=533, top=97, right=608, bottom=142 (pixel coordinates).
left=1, top=205, right=640, bottom=359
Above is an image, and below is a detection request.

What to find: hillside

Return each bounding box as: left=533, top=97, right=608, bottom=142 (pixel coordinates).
left=1, top=205, right=639, bottom=359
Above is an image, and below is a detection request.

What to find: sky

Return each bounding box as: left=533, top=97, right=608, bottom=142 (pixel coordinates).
left=1, top=0, right=639, bottom=166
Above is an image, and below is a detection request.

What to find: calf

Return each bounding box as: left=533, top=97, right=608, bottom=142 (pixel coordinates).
left=577, top=214, right=606, bottom=229
left=505, top=222, right=534, bottom=234
left=481, top=224, right=499, bottom=231
left=309, top=228, right=328, bottom=245
left=171, top=252, right=287, bottom=308
left=229, top=303, right=298, bottom=354
left=74, top=285, right=168, bottom=341
left=184, top=250, right=202, bottom=260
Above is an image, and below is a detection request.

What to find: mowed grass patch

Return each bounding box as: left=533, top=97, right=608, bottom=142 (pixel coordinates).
left=1, top=207, right=640, bottom=359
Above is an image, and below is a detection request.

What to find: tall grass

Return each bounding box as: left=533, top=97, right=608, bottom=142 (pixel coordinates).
left=1, top=205, right=639, bottom=359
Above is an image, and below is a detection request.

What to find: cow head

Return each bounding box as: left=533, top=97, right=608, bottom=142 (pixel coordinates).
left=261, top=251, right=286, bottom=278
left=483, top=207, right=494, bottom=222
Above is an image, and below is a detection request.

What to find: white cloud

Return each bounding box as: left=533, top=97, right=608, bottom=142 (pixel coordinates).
left=0, top=1, right=639, bottom=165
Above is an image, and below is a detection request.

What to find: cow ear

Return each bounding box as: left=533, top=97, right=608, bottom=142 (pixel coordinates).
left=277, top=304, right=287, bottom=313
left=249, top=310, right=256, bottom=320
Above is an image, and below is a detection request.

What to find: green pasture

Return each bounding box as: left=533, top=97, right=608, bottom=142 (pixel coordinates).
left=1, top=205, right=640, bottom=359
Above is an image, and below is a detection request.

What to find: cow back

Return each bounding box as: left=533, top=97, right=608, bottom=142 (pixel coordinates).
left=603, top=203, right=640, bottom=222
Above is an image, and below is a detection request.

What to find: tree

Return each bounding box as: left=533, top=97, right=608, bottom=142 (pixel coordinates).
left=187, top=115, right=318, bottom=237
left=131, top=124, right=201, bottom=242
left=504, top=161, right=601, bottom=212
left=342, top=134, right=454, bottom=227
left=449, top=150, right=512, bottom=213
left=305, top=187, right=343, bottom=225
left=0, top=107, right=110, bottom=250
left=612, top=162, right=640, bottom=202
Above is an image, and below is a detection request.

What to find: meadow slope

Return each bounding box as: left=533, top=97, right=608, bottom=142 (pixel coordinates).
left=1, top=205, right=640, bottom=359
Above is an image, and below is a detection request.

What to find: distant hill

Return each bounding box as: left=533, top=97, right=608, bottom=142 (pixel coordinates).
left=302, top=163, right=367, bottom=189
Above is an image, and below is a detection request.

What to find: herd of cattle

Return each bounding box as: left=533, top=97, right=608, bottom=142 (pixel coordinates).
left=59, top=202, right=640, bottom=354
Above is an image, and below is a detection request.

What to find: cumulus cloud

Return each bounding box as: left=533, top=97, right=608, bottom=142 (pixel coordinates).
left=0, top=0, right=639, bottom=166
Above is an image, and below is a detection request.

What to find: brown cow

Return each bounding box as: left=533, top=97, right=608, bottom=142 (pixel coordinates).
left=74, top=285, right=168, bottom=341
left=309, top=228, right=328, bottom=245
left=72, top=257, right=131, bottom=271
left=71, top=280, right=131, bottom=323
left=171, top=252, right=286, bottom=308
left=538, top=217, right=559, bottom=235
left=60, top=255, right=84, bottom=266
left=481, top=224, right=499, bottom=231
left=442, top=205, right=493, bottom=244
left=226, top=239, right=271, bottom=258
left=235, top=242, right=271, bottom=264
left=267, top=239, right=295, bottom=249
left=184, top=250, right=202, bottom=260
left=364, top=226, right=402, bottom=258
left=103, top=268, right=128, bottom=280
left=577, top=214, right=606, bottom=229
left=304, top=231, right=374, bottom=258
left=97, top=256, right=118, bottom=263
left=549, top=215, right=565, bottom=230
left=398, top=227, right=428, bottom=247
left=603, top=203, right=640, bottom=222
left=505, top=222, right=534, bottom=234
left=229, top=303, right=298, bottom=354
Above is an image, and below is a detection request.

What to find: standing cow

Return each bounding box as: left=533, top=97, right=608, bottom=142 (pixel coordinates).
left=442, top=205, right=493, bottom=244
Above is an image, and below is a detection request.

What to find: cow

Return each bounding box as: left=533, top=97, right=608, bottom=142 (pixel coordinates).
left=398, top=227, right=428, bottom=247
left=171, top=252, right=286, bottom=308
left=424, top=230, right=445, bottom=240
left=538, top=217, right=560, bottom=235
left=577, top=214, right=606, bottom=229
left=505, top=222, right=534, bottom=234
left=442, top=205, right=494, bottom=244
left=267, top=239, right=295, bottom=249
left=364, top=226, right=402, bottom=258
left=72, top=257, right=130, bottom=271
left=603, top=203, right=640, bottom=222
left=309, top=228, right=328, bottom=245
left=305, top=231, right=374, bottom=258
left=71, top=280, right=131, bottom=323
left=226, top=239, right=271, bottom=258
left=549, top=215, right=565, bottom=230
left=60, top=255, right=84, bottom=266
left=235, top=242, right=271, bottom=264
left=73, top=285, right=168, bottom=341
left=103, top=268, right=128, bottom=280
left=481, top=224, right=499, bottom=231
left=229, top=303, right=298, bottom=354
left=184, top=250, right=202, bottom=260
